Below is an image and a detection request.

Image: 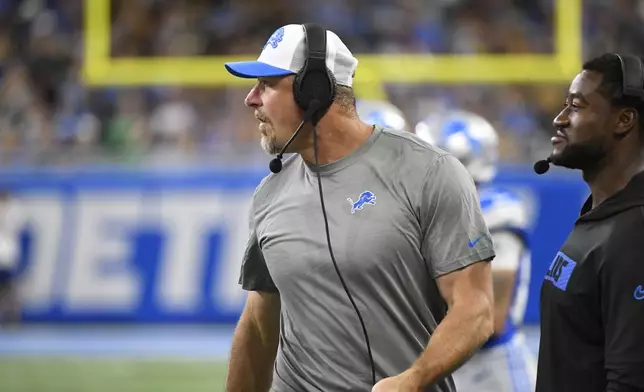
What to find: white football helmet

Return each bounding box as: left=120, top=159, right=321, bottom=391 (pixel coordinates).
left=356, top=99, right=408, bottom=133
left=415, top=110, right=499, bottom=184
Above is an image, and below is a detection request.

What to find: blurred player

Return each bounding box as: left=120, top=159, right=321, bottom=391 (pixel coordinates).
left=356, top=99, right=409, bottom=133
left=415, top=110, right=537, bottom=392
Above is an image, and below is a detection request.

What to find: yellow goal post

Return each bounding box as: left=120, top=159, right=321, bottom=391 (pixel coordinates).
left=82, top=0, right=582, bottom=100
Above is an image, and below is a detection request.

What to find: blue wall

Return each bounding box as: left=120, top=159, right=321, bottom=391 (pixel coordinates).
left=0, top=164, right=588, bottom=324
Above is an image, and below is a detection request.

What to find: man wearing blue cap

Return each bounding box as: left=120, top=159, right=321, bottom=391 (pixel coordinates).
left=224, top=24, right=496, bottom=392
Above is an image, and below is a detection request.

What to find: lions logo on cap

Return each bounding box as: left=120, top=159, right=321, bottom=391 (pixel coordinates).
left=264, top=27, right=285, bottom=49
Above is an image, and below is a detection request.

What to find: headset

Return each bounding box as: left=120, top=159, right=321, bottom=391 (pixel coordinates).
left=268, top=23, right=377, bottom=387
left=534, top=53, right=644, bottom=175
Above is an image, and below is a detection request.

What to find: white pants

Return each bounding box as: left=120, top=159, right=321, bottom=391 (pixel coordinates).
left=452, top=333, right=537, bottom=392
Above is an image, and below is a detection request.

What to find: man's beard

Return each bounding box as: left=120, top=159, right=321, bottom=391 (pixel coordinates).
left=550, top=138, right=608, bottom=171
left=261, top=132, right=283, bottom=155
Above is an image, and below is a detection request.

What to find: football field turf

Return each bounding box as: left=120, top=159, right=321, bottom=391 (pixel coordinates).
left=0, top=358, right=228, bottom=392
left=0, top=325, right=540, bottom=391
left=0, top=325, right=233, bottom=392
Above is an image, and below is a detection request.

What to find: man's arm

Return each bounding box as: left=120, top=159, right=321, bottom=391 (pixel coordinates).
left=226, top=291, right=281, bottom=392
left=602, top=217, right=644, bottom=391
left=226, top=199, right=281, bottom=392
left=406, top=260, right=494, bottom=386
left=409, top=154, right=495, bottom=386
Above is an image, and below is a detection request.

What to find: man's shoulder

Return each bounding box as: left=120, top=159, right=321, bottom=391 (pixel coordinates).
left=598, top=206, right=644, bottom=257
left=374, top=127, right=457, bottom=183
left=378, top=127, right=448, bottom=162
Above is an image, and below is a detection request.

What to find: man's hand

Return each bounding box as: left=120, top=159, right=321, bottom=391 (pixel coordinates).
left=371, top=370, right=424, bottom=392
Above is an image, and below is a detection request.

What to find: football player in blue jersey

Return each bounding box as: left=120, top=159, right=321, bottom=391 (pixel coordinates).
left=415, top=110, right=537, bottom=392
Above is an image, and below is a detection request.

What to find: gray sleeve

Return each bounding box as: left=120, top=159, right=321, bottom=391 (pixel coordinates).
left=419, top=154, right=495, bottom=278
left=238, top=195, right=279, bottom=293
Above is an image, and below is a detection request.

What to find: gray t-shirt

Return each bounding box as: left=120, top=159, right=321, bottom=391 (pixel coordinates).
left=239, top=126, right=495, bottom=392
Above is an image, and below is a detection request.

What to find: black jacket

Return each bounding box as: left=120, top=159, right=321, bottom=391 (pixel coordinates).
left=537, top=171, right=644, bottom=392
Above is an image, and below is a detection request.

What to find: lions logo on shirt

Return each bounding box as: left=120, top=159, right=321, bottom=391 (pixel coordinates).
left=347, top=191, right=377, bottom=214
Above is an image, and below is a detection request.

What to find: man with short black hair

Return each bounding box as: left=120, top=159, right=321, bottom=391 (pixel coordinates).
left=536, top=53, right=644, bottom=392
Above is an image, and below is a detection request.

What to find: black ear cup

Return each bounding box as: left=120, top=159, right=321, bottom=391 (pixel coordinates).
left=292, top=23, right=336, bottom=125
left=617, top=54, right=644, bottom=100
left=295, top=69, right=336, bottom=124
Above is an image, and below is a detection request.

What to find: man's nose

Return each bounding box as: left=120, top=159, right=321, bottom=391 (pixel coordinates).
left=245, top=84, right=261, bottom=108
left=553, top=110, right=569, bottom=129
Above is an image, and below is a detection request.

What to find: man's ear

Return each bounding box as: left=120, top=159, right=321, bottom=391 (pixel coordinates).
left=615, top=108, right=637, bottom=138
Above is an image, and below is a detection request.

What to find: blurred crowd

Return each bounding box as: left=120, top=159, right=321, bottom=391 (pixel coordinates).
left=0, top=0, right=643, bottom=166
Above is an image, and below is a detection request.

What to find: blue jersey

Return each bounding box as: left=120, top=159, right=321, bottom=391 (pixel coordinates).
left=478, top=186, right=533, bottom=348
